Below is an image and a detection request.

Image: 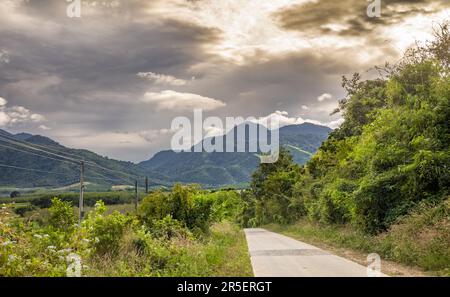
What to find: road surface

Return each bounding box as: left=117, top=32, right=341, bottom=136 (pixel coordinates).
left=244, top=228, right=386, bottom=277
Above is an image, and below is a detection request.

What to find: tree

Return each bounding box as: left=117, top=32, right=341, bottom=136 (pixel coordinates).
left=10, top=191, right=20, bottom=198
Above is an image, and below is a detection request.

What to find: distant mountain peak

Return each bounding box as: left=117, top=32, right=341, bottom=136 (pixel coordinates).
left=24, top=135, right=61, bottom=146
left=139, top=122, right=331, bottom=186
left=0, top=129, right=13, bottom=137
left=13, top=132, right=34, bottom=141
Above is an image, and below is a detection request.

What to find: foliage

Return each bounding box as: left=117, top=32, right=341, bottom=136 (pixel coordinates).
left=138, top=184, right=214, bottom=232
left=82, top=201, right=131, bottom=255
left=149, top=215, right=192, bottom=240
left=248, top=22, right=450, bottom=234
left=48, top=198, right=77, bottom=234
left=0, top=186, right=252, bottom=276
left=13, top=204, right=37, bottom=217
left=249, top=147, right=303, bottom=225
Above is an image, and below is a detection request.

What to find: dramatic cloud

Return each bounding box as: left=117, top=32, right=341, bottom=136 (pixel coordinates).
left=276, top=0, right=449, bottom=36
left=0, top=0, right=447, bottom=160
left=141, top=90, right=226, bottom=111
left=251, top=110, right=338, bottom=130
left=318, top=93, right=332, bottom=102
left=0, top=97, right=46, bottom=128
left=137, top=72, right=187, bottom=86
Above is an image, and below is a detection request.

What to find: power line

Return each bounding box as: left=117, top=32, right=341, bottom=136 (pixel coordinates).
left=0, top=163, right=77, bottom=177
left=0, top=143, right=80, bottom=166
left=84, top=167, right=127, bottom=183
left=0, top=132, right=84, bottom=160
left=0, top=133, right=172, bottom=187
left=0, top=134, right=140, bottom=183
left=85, top=161, right=138, bottom=181
left=0, top=135, right=80, bottom=163
left=0, top=143, right=124, bottom=183
left=0, top=162, right=127, bottom=184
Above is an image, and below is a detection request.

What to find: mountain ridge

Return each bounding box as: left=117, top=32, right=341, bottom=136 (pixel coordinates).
left=0, top=122, right=331, bottom=188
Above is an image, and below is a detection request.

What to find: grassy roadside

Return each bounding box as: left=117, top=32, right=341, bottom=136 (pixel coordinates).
left=1, top=197, right=253, bottom=276
left=202, top=222, right=253, bottom=277
left=265, top=200, right=450, bottom=277
left=86, top=222, right=253, bottom=277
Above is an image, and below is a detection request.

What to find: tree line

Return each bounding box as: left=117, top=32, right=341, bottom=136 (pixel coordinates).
left=243, top=23, right=450, bottom=234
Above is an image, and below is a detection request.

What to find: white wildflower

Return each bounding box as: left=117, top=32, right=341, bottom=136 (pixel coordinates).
left=57, top=248, right=72, bottom=254
left=2, top=241, right=14, bottom=246
left=33, top=234, right=43, bottom=239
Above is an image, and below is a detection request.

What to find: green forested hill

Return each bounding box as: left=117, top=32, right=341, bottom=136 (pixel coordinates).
left=0, top=123, right=330, bottom=188
left=0, top=130, right=167, bottom=188
left=138, top=123, right=331, bottom=185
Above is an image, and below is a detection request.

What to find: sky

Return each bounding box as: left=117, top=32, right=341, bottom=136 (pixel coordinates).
left=0, top=0, right=449, bottom=162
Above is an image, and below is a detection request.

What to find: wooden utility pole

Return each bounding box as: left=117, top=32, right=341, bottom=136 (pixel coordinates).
left=79, top=160, right=85, bottom=225
left=145, top=176, right=148, bottom=194
left=134, top=180, right=138, bottom=211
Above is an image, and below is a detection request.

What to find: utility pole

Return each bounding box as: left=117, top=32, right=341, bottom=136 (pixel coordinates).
left=135, top=180, right=138, bottom=211
left=145, top=176, right=148, bottom=194
left=79, top=160, right=85, bottom=225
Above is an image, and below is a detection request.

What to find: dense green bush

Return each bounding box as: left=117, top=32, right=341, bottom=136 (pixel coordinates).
left=13, top=204, right=37, bottom=217
left=0, top=192, right=252, bottom=276
left=150, top=215, right=192, bottom=240
left=138, top=184, right=214, bottom=232
left=48, top=198, right=77, bottom=233
left=247, top=23, right=450, bottom=234
left=84, top=201, right=130, bottom=255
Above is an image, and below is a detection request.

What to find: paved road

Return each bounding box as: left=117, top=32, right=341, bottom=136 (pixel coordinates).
left=244, top=228, right=386, bottom=277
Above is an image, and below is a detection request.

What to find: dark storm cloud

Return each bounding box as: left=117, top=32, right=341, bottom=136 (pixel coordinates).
left=0, top=0, right=224, bottom=160
left=183, top=51, right=353, bottom=122
left=0, top=2, right=219, bottom=115
left=276, top=0, right=449, bottom=36
left=0, top=0, right=447, bottom=161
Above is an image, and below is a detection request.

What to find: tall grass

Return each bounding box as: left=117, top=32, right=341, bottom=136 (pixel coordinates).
left=78, top=222, right=252, bottom=277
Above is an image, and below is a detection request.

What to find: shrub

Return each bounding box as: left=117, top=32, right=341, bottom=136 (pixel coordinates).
left=138, top=191, right=171, bottom=226
left=150, top=215, right=192, bottom=240
left=84, top=201, right=130, bottom=255
left=13, top=204, right=37, bottom=217
left=48, top=198, right=77, bottom=233
left=138, top=184, right=214, bottom=232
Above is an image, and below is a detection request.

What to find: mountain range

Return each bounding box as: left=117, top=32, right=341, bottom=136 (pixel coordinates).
left=0, top=123, right=331, bottom=188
